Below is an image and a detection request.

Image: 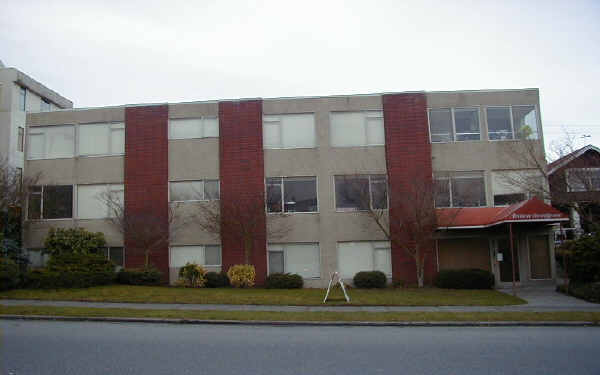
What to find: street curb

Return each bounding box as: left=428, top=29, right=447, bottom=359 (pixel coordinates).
left=1, top=315, right=599, bottom=327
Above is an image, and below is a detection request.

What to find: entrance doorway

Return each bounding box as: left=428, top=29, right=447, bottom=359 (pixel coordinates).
left=494, top=238, right=520, bottom=283
left=529, top=235, right=552, bottom=279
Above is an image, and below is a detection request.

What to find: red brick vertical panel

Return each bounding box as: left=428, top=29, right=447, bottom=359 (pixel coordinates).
left=383, top=93, right=437, bottom=285
left=218, top=100, right=268, bottom=285
left=124, top=105, right=169, bottom=279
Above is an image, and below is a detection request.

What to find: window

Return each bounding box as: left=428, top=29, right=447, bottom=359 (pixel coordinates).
left=19, top=86, right=26, bottom=111
left=487, top=105, right=539, bottom=141
left=102, top=247, right=124, bottom=267
left=567, top=168, right=600, bottom=192
left=28, top=185, right=73, bottom=219
left=17, top=127, right=24, bottom=152
left=170, top=245, right=222, bottom=267
left=337, top=241, right=391, bottom=279
left=16, top=168, right=23, bottom=190
left=434, top=172, right=486, bottom=207
left=335, top=175, right=387, bottom=211
left=169, top=180, right=220, bottom=202
left=169, top=117, right=219, bottom=139
left=263, top=113, right=315, bottom=149
left=41, top=99, right=51, bottom=112
left=27, top=249, right=49, bottom=268
left=268, top=243, right=320, bottom=278
left=492, top=170, right=544, bottom=206
left=266, top=177, right=317, bottom=213
left=27, top=125, right=75, bottom=159
left=79, top=123, right=125, bottom=156
left=330, top=111, right=384, bottom=147
left=428, top=107, right=480, bottom=143
left=77, top=184, right=124, bottom=219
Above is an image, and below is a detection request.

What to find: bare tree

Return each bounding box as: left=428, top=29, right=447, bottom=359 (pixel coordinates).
left=0, top=158, right=39, bottom=235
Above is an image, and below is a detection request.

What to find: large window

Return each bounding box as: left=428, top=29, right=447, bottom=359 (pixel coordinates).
left=77, top=184, right=124, bottom=219
left=492, top=170, right=544, bottom=206
left=335, top=175, right=387, bottom=211
left=169, top=117, right=219, bottom=139
left=487, top=105, right=539, bottom=140
left=429, top=107, right=481, bottom=143
left=567, top=168, right=600, bottom=192
left=330, top=111, right=384, bottom=147
left=28, top=185, right=73, bottom=219
left=170, top=245, right=222, bottom=268
left=434, top=172, right=486, bottom=207
left=79, top=123, right=125, bottom=156
left=27, top=125, right=75, bottom=159
left=263, top=113, right=315, bottom=149
left=337, top=241, right=391, bottom=279
left=170, top=180, right=220, bottom=202
left=266, top=177, right=317, bottom=213
left=268, top=243, right=320, bottom=278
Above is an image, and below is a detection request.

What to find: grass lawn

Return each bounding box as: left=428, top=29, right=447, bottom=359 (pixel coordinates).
left=0, top=285, right=525, bottom=306
left=1, top=305, right=598, bottom=322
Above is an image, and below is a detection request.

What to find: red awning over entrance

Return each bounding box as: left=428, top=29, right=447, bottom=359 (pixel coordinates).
left=436, top=197, right=569, bottom=229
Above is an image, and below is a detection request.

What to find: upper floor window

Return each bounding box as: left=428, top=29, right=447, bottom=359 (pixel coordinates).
left=169, top=117, right=219, bottom=140
left=263, top=113, right=315, bottom=149
left=330, top=111, right=384, bottom=147
left=27, top=125, right=75, bottom=160
left=428, top=107, right=481, bottom=143
left=567, top=168, right=600, bottom=192
left=487, top=105, right=538, bottom=141
left=17, top=127, right=24, bottom=152
left=79, top=122, right=125, bottom=156
left=334, top=175, right=388, bottom=211
left=19, top=86, right=26, bottom=111
left=169, top=180, right=220, bottom=202
left=492, top=170, right=544, bottom=206
left=28, top=185, right=73, bottom=220
left=266, top=176, right=318, bottom=213
left=434, top=171, right=486, bottom=207
left=40, top=99, right=51, bottom=112
left=77, top=184, right=124, bottom=219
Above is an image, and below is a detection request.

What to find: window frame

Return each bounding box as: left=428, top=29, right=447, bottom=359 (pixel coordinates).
left=266, top=243, right=321, bottom=279
left=76, top=184, right=124, bottom=219
left=486, top=105, right=540, bottom=142
left=428, top=107, right=481, bottom=143
left=169, top=245, right=222, bottom=268
left=336, top=241, right=392, bottom=279
left=334, top=174, right=389, bottom=212
left=434, top=172, right=486, bottom=208
left=168, top=117, right=220, bottom=140
left=78, top=122, right=126, bottom=157
left=566, top=168, right=600, bottom=192
left=262, top=113, right=317, bottom=150
left=40, top=98, right=51, bottom=112
left=491, top=170, right=545, bottom=206
left=329, top=110, right=385, bottom=148
left=27, top=185, right=74, bottom=220
left=265, top=176, right=319, bottom=214
left=26, top=125, right=76, bottom=160
left=169, top=179, right=220, bottom=203
left=102, top=247, right=125, bottom=268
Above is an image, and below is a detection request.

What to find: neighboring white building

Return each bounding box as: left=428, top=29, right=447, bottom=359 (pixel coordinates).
left=0, top=60, right=72, bottom=174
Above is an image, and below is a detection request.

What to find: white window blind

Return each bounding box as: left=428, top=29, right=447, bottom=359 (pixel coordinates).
left=170, top=245, right=222, bottom=267
left=169, top=180, right=220, bottom=202
left=77, top=184, right=124, bottom=219
left=268, top=243, right=320, bottom=278
left=263, top=113, right=315, bottom=149
left=338, top=241, right=392, bottom=279
left=169, top=117, right=219, bottom=139
left=330, top=111, right=384, bottom=147
left=28, top=126, right=75, bottom=159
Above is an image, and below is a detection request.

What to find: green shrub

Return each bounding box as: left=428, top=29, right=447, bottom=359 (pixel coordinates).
left=177, top=263, right=207, bottom=287
left=559, top=282, right=600, bottom=303
left=353, top=271, right=387, bottom=288
left=117, top=267, right=163, bottom=286
left=266, top=273, right=303, bottom=289
left=204, top=271, right=230, bottom=288
left=44, top=227, right=106, bottom=257
left=434, top=268, right=494, bottom=289
left=25, top=253, right=115, bottom=289
left=559, top=233, right=600, bottom=283
left=227, top=264, right=256, bottom=288
left=0, top=257, right=20, bottom=291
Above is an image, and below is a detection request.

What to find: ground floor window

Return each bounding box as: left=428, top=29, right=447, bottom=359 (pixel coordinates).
left=169, top=245, right=222, bottom=268
left=102, top=247, right=124, bottom=268
left=267, top=243, right=320, bottom=278
left=337, top=241, right=391, bottom=279
left=26, top=249, right=49, bottom=268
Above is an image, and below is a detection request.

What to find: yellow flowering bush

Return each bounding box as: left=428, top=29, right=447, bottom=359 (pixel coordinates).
left=178, top=263, right=207, bottom=288
left=227, top=264, right=256, bottom=288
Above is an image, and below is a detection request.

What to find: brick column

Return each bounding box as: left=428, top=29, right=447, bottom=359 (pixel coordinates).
left=218, top=100, right=267, bottom=285
left=124, top=105, right=169, bottom=279
left=383, top=93, right=437, bottom=285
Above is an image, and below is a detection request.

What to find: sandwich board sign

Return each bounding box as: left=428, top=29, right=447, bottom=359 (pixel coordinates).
left=323, top=271, right=350, bottom=303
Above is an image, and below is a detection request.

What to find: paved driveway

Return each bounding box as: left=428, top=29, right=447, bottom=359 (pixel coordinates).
left=500, top=285, right=597, bottom=308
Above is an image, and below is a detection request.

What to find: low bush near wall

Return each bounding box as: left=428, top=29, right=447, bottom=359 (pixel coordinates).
left=353, top=271, right=387, bottom=288
left=266, top=273, right=303, bottom=289
left=117, top=267, right=162, bottom=286
left=44, top=227, right=106, bottom=257
left=25, top=253, right=115, bottom=289
left=227, top=265, right=256, bottom=288
left=204, top=272, right=230, bottom=288
left=0, top=257, right=20, bottom=291
left=558, top=233, right=600, bottom=284
left=177, top=263, right=207, bottom=288
left=434, top=269, right=494, bottom=289
left=558, top=282, right=600, bottom=303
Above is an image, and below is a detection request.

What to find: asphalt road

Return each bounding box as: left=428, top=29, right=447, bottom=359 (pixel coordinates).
left=2, top=320, right=600, bottom=375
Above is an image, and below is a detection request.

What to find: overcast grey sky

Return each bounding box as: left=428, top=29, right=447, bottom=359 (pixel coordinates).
left=1, top=0, right=598, bottom=152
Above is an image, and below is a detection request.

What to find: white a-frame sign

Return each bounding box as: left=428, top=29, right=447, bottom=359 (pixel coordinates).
left=323, top=271, right=350, bottom=303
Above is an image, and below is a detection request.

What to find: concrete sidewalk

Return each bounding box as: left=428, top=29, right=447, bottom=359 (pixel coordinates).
left=1, top=286, right=598, bottom=312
